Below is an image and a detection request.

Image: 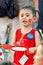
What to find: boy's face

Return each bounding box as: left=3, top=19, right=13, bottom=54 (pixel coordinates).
left=19, top=9, right=34, bottom=27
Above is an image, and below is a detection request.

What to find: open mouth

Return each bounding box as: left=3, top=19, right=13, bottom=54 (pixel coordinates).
left=23, top=21, right=27, bottom=23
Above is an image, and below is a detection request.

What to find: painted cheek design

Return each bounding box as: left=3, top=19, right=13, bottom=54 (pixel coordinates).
left=28, top=19, right=31, bottom=22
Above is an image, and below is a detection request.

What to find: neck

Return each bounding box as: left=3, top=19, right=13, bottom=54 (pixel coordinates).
left=21, top=26, right=32, bottom=34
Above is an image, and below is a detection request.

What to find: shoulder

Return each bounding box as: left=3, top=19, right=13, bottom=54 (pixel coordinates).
left=13, top=28, right=21, bottom=35
left=35, top=30, right=40, bottom=36
left=35, top=30, right=40, bottom=40
left=34, top=29, right=40, bottom=38
left=16, top=28, right=21, bottom=32
left=32, top=28, right=40, bottom=38
left=31, top=28, right=37, bottom=34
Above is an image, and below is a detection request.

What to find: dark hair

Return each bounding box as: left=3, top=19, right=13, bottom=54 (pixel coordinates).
left=19, top=6, right=36, bottom=17
left=0, top=0, right=19, bottom=19
left=1, top=62, right=14, bottom=65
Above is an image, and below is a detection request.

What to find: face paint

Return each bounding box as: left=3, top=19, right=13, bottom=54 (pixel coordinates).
left=28, top=19, right=31, bottom=22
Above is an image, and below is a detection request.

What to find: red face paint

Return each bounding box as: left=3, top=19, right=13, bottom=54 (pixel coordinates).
left=28, top=19, right=31, bottom=22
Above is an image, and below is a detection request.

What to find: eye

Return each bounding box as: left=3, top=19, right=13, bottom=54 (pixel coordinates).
left=26, top=14, right=29, bottom=17
left=21, top=14, right=24, bottom=17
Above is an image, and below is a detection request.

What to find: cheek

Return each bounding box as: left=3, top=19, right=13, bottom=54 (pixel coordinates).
left=28, top=19, right=32, bottom=23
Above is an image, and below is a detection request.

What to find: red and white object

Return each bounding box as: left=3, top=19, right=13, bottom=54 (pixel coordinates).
left=0, top=49, right=4, bottom=60
left=12, top=47, right=27, bottom=51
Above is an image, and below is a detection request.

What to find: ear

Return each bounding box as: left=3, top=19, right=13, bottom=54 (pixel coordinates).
left=32, top=17, right=38, bottom=23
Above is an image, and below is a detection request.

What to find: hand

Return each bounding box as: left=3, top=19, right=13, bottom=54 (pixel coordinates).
left=29, top=47, right=36, bottom=53
left=16, top=42, right=20, bottom=45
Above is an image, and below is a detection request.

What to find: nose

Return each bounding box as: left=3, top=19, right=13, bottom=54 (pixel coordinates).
left=22, top=15, right=26, bottom=19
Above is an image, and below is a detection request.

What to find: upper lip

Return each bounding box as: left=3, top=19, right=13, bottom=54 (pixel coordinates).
left=23, top=20, right=27, bottom=22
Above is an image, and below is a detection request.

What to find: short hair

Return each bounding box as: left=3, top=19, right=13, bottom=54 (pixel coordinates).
left=19, top=6, right=36, bottom=17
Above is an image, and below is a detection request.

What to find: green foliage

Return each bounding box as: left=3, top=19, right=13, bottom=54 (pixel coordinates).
left=30, top=0, right=34, bottom=7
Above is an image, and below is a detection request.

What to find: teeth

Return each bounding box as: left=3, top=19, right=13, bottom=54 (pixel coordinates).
left=23, top=21, right=27, bottom=22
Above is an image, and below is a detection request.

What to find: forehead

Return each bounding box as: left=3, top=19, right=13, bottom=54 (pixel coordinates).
left=19, top=9, right=32, bottom=14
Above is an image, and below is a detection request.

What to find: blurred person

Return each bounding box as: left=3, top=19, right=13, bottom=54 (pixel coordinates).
left=36, top=0, right=43, bottom=39
left=34, top=44, right=43, bottom=65
left=0, top=0, right=19, bottom=62
left=0, top=0, right=19, bottom=44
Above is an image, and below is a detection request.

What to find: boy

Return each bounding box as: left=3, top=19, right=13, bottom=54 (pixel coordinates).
left=10, top=6, right=40, bottom=65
